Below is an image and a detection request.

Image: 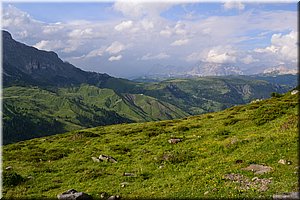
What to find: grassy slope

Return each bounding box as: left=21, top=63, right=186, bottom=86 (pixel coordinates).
left=142, top=76, right=292, bottom=115
left=3, top=85, right=187, bottom=144
left=2, top=90, right=298, bottom=199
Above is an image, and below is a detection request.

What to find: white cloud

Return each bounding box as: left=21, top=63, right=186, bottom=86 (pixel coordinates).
left=204, top=46, right=237, bottom=63
left=68, top=28, right=94, bottom=39
left=141, top=20, right=154, bottom=31
left=170, top=39, right=189, bottom=46
left=160, top=26, right=173, bottom=37
left=85, top=47, right=105, bottom=58
left=254, top=31, right=297, bottom=62
left=108, top=55, right=122, bottom=61
left=105, top=41, right=126, bottom=54
left=241, top=55, right=259, bottom=64
left=33, top=40, right=64, bottom=51
left=114, top=20, right=133, bottom=31
left=223, top=2, right=245, bottom=11
left=141, top=52, right=170, bottom=60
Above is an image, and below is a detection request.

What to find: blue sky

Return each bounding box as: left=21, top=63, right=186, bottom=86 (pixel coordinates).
left=2, top=2, right=298, bottom=77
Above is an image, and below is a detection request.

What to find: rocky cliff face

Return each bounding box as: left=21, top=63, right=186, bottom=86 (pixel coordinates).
left=2, top=30, right=110, bottom=87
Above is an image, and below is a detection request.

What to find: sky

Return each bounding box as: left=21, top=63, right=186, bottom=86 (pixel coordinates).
left=1, top=1, right=298, bottom=78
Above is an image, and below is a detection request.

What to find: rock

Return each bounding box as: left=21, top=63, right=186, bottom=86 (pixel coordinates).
left=107, top=195, right=120, bottom=200
left=5, top=166, right=13, bottom=170
left=278, top=159, right=287, bottom=165
left=120, top=182, right=129, bottom=187
left=273, top=192, right=299, bottom=199
left=291, top=90, right=298, bottom=95
left=204, top=191, right=209, bottom=195
left=92, top=157, right=100, bottom=162
left=100, top=192, right=108, bottom=199
left=168, top=138, right=182, bottom=144
left=57, top=189, right=93, bottom=200
left=123, top=172, right=135, bottom=176
left=242, top=164, right=273, bottom=174
left=287, top=161, right=292, bottom=165
left=99, top=155, right=117, bottom=163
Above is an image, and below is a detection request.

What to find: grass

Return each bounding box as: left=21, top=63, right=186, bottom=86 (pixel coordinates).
left=2, top=90, right=298, bottom=199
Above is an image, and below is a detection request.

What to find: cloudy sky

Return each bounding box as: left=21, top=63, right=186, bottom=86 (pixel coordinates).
left=2, top=1, right=298, bottom=78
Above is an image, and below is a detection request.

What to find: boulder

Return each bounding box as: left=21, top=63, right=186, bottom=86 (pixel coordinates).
left=120, top=182, right=129, bottom=187
left=92, top=157, right=100, bottom=162
left=291, top=90, right=298, bottom=95
left=242, top=164, right=272, bottom=174
left=123, top=172, right=135, bottom=176
left=273, top=192, right=299, bottom=199
left=168, top=138, right=182, bottom=144
left=107, top=195, right=120, bottom=200
left=99, top=155, right=117, bottom=163
left=57, top=189, right=93, bottom=200
left=278, top=159, right=287, bottom=165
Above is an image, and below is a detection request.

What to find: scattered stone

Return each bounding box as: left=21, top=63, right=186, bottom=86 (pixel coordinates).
left=5, top=166, right=13, bottom=170
left=99, top=155, right=117, bottom=163
left=251, top=99, right=262, bottom=103
left=168, top=138, right=182, bottom=144
left=273, top=192, right=299, bottom=199
left=100, top=192, right=108, bottom=199
left=120, top=182, right=129, bottom=187
left=287, top=161, right=292, bottom=165
left=235, top=159, right=243, bottom=164
left=204, top=191, right=209, bottom=195
left=107, top=195, right=120, bottom=200
left=123, top=172, right=135, bottom=176
left=278, top=159, right=287, bottom=165
left=159, top=165, right=164, bottom=169
left=92, top=157, right=100, bottom=162
left=291, top=90, right=298, bottom=95
left=57, top=189, right=93, bottom=200
left=242, top=164, right=273, bottom=174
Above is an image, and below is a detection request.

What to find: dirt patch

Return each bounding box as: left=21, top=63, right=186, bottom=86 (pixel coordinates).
left=224, top=173, right=272, bottom=192
left=241, top=164, right=273, bottom=174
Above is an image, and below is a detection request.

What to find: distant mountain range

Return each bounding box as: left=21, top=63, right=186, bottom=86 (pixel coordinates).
left=140, top=60, right=297, bottom=80
left=2, top=30, right=298, bottom=144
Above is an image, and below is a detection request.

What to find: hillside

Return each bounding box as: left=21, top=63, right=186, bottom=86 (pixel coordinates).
left=2, top=90, right=298, bottom=199
left=3, top=85, right=187, bottom=144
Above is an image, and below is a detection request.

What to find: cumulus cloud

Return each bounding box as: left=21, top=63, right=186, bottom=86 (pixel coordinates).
left=254, top=31, right=297, bottom=62
left=203, top=46, right=237, bottom=63
left=105, top=41, right=126, bottom=54
left=108, top=55, right=122, bottom=61
left=170, top=39, right=189, bottom=46
left=223, top=2, right=245, bottom=11
left=114, top=20, right=133, bottom=31
left=241, top=55, right=259, bottom=64
left=33, top=40, right=64, bottom=51
left=141, top=52, right=170, bottom=60
left=68, top=28, right=94, bottom=39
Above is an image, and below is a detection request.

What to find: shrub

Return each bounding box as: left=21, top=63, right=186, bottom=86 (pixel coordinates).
left=3, top=171, right=24, bottom=187
left=271, top=92, right=283, bottom=98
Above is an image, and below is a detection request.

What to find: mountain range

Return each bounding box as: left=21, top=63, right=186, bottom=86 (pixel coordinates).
left=2, top=30, right=298, bottom=144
